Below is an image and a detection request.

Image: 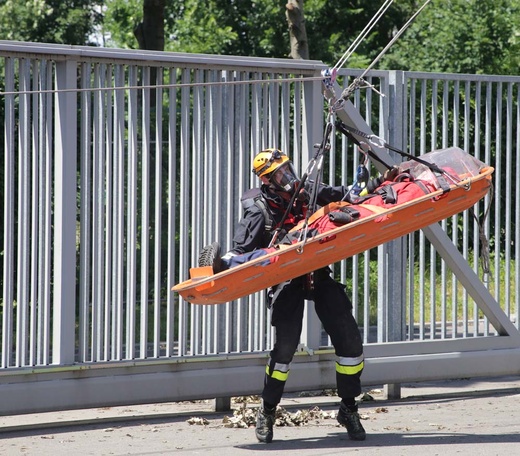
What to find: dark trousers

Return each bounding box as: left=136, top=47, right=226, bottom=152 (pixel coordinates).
left=262, top=274, right=364, bottom=406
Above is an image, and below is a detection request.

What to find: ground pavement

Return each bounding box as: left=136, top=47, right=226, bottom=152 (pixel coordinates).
left=0, top=376, right=519, bottom=455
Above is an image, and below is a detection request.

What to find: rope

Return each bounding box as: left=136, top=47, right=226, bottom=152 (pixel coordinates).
left=335, top=120, right=452, bottom=177
left=294, top=120, right=334, bottom=253
left=332, top=0, right=394, bottom=71
left=0, top=74, right=325, bottom=97
left=469, top=182, right=494, bottom=282
left=337, top=0, right=432, bottom=104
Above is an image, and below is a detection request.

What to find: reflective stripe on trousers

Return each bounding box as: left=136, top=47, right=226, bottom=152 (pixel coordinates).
left=265, top=358, right=290, bottom=382
left=336, top=354, right=364, bottom=375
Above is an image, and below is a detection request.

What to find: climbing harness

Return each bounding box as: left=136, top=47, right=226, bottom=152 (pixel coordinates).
left=342, top=147, right=370, bottom=201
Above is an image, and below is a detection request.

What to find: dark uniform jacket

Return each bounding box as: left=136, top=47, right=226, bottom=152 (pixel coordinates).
left=229, top=182, right=351, bottom=256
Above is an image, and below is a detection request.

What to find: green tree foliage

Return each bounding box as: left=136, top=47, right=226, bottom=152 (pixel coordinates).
left=103, top=0, right=418, bottom=68
left=104, top=0, right=284, bottom=56
left=112, top=0, right=520, bottom=74
left=303, top=0, right=417, bottom=67
left=0, top=0, right=102, bottom=45
left=102, top=0, right=143, bottom=47
left=381, top=0, right=520, bottom=75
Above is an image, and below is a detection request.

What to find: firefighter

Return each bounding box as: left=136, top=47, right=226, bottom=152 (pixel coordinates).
left=200, top=148, right=378, bottom=443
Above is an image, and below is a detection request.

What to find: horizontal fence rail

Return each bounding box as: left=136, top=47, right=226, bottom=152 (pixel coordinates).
left=0, top=41, right=519, bottom=415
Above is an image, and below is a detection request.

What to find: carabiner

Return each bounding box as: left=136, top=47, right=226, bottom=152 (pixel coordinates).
left=368, top=135, right=386, bottom=149
left=297, top=224, right=309, bottom=254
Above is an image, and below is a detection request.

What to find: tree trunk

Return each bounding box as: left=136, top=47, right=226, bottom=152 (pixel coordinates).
left=134, top=0, right=165, bottom=51
left=134, top=0, right=165, bottom=109
left=285, top=0, right=309, bottom=59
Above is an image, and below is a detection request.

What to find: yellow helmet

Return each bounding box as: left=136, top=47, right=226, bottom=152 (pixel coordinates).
left=252, top=148, right=289, bottom=178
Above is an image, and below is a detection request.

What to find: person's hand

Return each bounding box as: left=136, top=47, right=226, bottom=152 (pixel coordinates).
left=383, top=166, right=399, bottom=181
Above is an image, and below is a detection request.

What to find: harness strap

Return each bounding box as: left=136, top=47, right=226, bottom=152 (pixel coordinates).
left=241, top=189, right=276, bottom=232
left=377, top=184, right=397, bottom=204
left=288, top=201, right=351, bottom=233
left=434, top=172, right=451, bottom=194
left=254, top=197, right=276, bottom=231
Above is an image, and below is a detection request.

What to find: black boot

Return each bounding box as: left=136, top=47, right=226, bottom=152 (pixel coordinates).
left=255, top=405, right=275, bottom=443
left=337, top=402, right=366, bottom=441
left=198, top=242, right=222, bottom=273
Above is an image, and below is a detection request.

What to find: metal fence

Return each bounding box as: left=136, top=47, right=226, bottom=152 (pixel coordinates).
left=329, top=70, right=520, bottom=342
left=0, top=41, right=519, bottom=415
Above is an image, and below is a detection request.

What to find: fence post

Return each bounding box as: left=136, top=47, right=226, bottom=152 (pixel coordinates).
left=300, top=75, right=326, bottom=352
left=382, top=70, right=408, bottom=398
left=53, top=59, right=78, bottom=364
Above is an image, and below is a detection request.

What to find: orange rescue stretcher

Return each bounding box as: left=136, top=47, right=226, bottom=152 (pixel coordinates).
left=172, top=147, right=494, bottom=305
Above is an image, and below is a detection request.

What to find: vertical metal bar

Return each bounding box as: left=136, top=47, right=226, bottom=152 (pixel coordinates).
left=113, top=64, right=125, bottom=359
left=440, top=80, right=449, bottom=338
left=430, top=78, right=439, bottom=339
left=91, top=65, right=101, bottom=361
left=249, top=73, right=264, bottom=352
left=53, top=59, right=78, bottom=364
left=451, top=80, right=460, bottom=338
left=2, top=57, right=15, bottom=368
left=483, top=82, right=493, bottom=335
left=126, top=65, right=138, bottom=359
left=166, top=67, right=178, bottom=357
left=235, top=70, right=248, bottom=353
left=104, top=65, right=114, bottom=360
left=268, top=73, right=279, bottom=147
left=203, top=69, right=214, bottom=248
left=153, top=68, right=163, bottom=358
left=223, top=69, right=234, bottom=354
left=79, top=62, right=92, bottom=362
left=418, top=78, right=429, bottom=340
left=202, top=69, right=213, bottom=355
left=37, top=60, right=49, bottom=364
left=140, top=67, right=150, bottom=359
left=43, top=62, right=53, bottom=363
left=462, top=80, right=471, bottom=337
left=384, top=70, right=406, bottom=343
left=179, top=68, right=191, bottom=355
left=494, top=83, right=503, bottom=314
left=292, top=80, right=302, bottom=175
left=17, top=59, right=31, bottom=366
left=92, top=64, right=106, bottom=361
left=301, top=73, right=324, bottom=350
left=281, top=77, right=291, bottom=154
left=473, top=81, right=482, bottom=335
left=30, top=59, right=40, bottom=366
left=504, top=83, right=513, bottom=317
left=191, top=68, right=203, bottom=355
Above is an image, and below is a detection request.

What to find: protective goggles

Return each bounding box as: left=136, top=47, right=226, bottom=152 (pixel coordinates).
left=269, top=161, right=299, bottom=192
